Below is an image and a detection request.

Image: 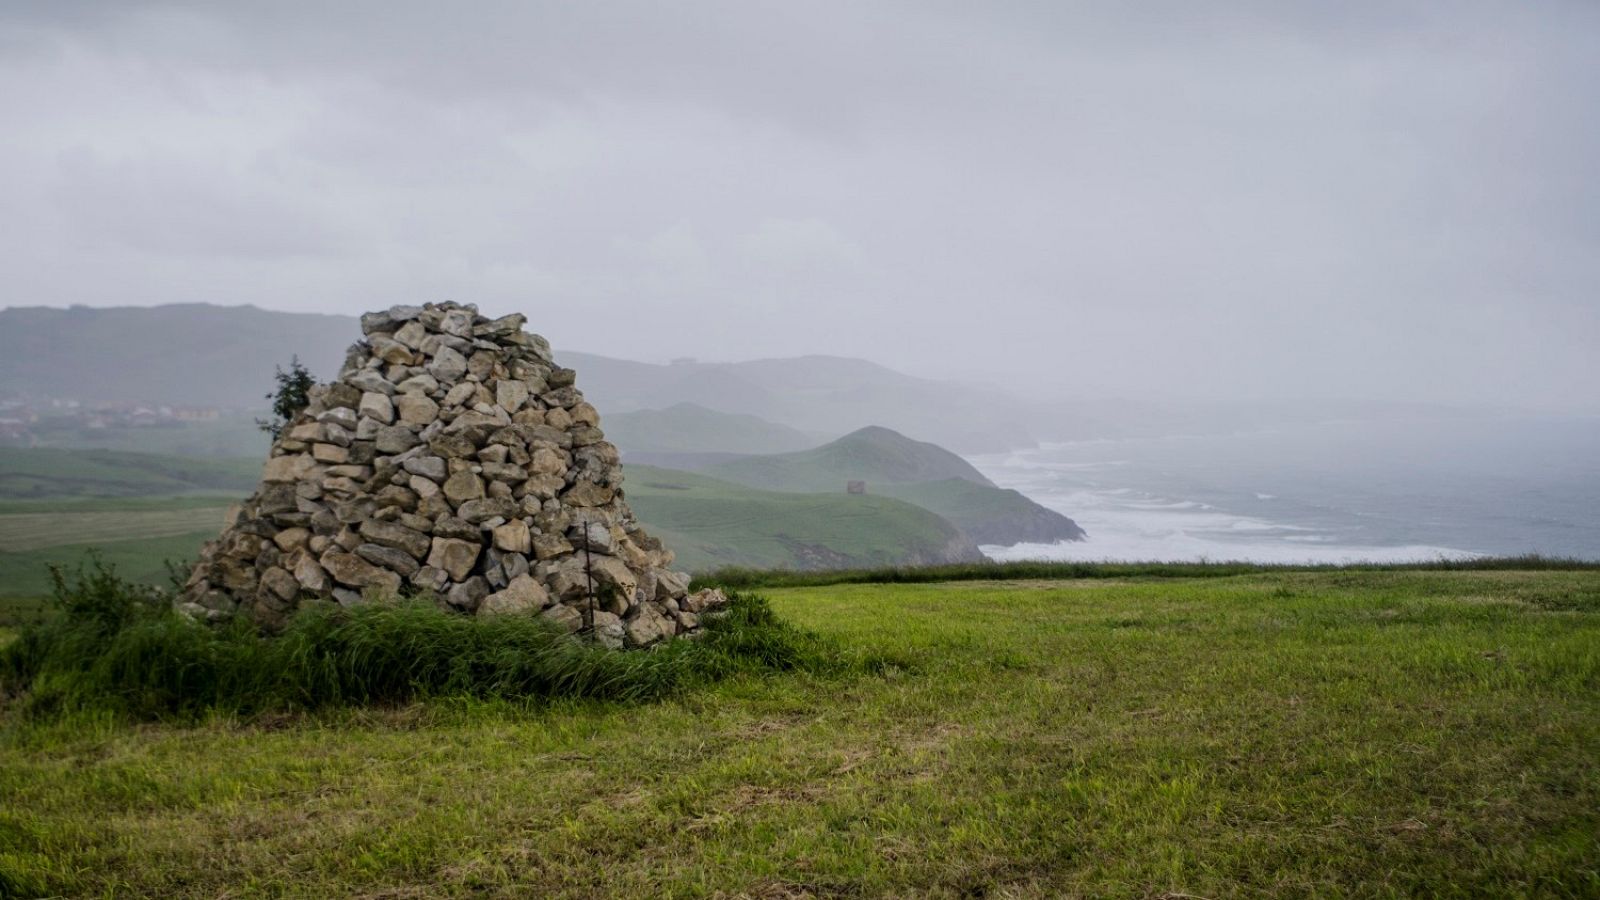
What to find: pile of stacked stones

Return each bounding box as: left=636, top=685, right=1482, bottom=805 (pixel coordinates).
left=180, top=301, right=726, bottom=648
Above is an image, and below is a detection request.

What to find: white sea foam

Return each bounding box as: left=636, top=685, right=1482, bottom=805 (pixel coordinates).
left=969, top=447, right=1480, bottom=564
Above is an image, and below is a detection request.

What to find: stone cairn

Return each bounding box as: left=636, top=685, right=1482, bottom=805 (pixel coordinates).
left=180, top=301, right=727, bottom=648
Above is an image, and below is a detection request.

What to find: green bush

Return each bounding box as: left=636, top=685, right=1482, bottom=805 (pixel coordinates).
left=1, top=561, right=845, bottom=722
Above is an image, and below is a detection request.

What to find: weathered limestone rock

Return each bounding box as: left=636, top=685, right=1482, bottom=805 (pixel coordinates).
left=540, top=603, right=584, bottom=632
left=492, top=519, right=532, bottom=553
left=320, top=551, right=402, bottom=592
left=592, top=610, right=626, bottom=649
left=442, top=470, right=484, bottom=504
left=360, top=520, right=431, bottom=559
left=395, top=393, right=440, bottom=426
left=481, top=573, right=549, bottom=615
left=180, top=301, right=728, bottom=643
left=426, top=537, right=481, bottom=581
left=359, top=391, right=395, bottom=424
left=624, top=604, right=672, bottom=648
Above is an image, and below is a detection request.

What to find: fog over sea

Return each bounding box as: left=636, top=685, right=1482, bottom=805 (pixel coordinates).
left=970, top=416, right=1600, bottom=563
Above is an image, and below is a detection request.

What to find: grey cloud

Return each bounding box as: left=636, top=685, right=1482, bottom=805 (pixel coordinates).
left=0, top=0, right=1596, bottom=412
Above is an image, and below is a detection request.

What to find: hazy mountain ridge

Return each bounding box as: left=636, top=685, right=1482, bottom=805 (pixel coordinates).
left=0, top=304, right=355, bottom=408
left=0, top=304, right=1033, bottom=453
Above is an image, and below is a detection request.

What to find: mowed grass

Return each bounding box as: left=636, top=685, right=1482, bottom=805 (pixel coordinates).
left=0, top=505, right=229, bottom=553
left=0, top=533, right=215, bottom=602
left=0, top=495, right=232, bottom=603
left=3, top=570, right=1599, bottom=897
left=0, top=448, right=258, bottom=500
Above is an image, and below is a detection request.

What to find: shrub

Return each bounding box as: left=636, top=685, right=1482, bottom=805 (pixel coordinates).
left=1, top=561, right=846, bottom=722
left=255, top=355, right=316, bottom=440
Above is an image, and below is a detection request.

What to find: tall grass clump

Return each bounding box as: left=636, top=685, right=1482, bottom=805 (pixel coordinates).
left=0, top=561, right=846, bottom=722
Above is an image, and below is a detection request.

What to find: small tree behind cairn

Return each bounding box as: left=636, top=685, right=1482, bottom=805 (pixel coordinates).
left=256, top=356, right=316, bottom=440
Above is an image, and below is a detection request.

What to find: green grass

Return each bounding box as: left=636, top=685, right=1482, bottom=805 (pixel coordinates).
left=0, top=491, right=237, bottom=602
left=626, top=464, right=974, bottom=570
left=2, top=568, right=1597, bottom=897
left=702, top=554, right=1600, bottom=590
left=0, top=564, right=846, bottom=723
left=0, top=495, right=240, bottom=516
left=0, top=533, right=213, bottom=600
left=0, top=447, right=258, bottom=501
left=0, top=504, right=229, bottom=553
left=22, top=414, right=270, bottom=458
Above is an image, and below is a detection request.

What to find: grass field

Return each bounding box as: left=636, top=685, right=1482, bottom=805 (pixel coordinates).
left=0, top=533, right=217, bottom=607
left=20, top=415, right=271, bottom=458
left=0, top=504, right=229, bottom=553
left=0, top=448, right=258, bottom=501
left=3, top=568, right=1597, bottom=897
left=626, top=464, right=974, bottom=570
left=0, top=493, right=232, bottom=605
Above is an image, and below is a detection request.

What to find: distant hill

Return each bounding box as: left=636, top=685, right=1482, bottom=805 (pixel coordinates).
left=604, top=403, right=818, bottom=455
left=566, top=352, right=1035, bottom=453
left=0, top=303, right=1033, bottom=453
left=0, top=304, right=354, bottom=408
left=624, top=465, right=984, bottom=571
left=706, top=426, right=995, bottom=491
left=873, top=479, right=1086, bottom=546
left=704, top=427, right=1085, bottom=547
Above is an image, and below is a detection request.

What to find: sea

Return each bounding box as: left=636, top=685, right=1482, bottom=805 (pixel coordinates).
left=969, top=415, right=1600, bottom=563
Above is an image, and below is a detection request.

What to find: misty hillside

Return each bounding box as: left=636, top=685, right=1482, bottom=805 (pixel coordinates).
left=0, top=305, right=355, bottom=408
left=604, top=403, right=818, bottom=455
left=564, top=352, right=1035, bottom=453
left=0, top=304, right=1032, bottom=453
left=0, top=447, right=258, bottom=500
left=872, top=479, right=1087, bottom=547
left=624, top=465, right=984, bottom=571
left=702, top=426, right=1086, bottom=547
left=707, top=426, right=995, bottom=491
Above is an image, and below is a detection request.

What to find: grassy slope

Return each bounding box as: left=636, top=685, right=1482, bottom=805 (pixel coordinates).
left=874, top=478, right=1087, bottom=545
left=0, top=505, right=229, bottom=554
left=706, top=425, right=996, bottom=492
left=704, top=427, right=1085, bottom=546
left=0, top=448, right=258, bottom=500
left=0, top=533, right=213, bottom=604
left=22, top=414, right=270, bottom=458
left=1, top=569, right=1596, bottom=897
left=604, top=403, right=818, bottom=455
left=625, top=465, right=979, bottom=571
left=0, top=451, right=245, bottom=602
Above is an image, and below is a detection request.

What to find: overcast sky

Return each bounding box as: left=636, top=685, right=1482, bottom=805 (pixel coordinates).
left=2, top=1, right=1597, bottom=411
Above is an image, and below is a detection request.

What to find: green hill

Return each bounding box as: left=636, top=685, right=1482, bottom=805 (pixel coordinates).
left=703, top=427, right=1085, bottom=547
left=706, top=426, right=995, bottom=492
left=875, top=478, right=1086, bottom=546
left=605, top=403, right=818, bottom=455
left=624, top=465, right=983, bottom=571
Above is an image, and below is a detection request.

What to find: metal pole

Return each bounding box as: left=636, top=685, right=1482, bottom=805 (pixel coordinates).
left=581, top=519, right=595, bottom=633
